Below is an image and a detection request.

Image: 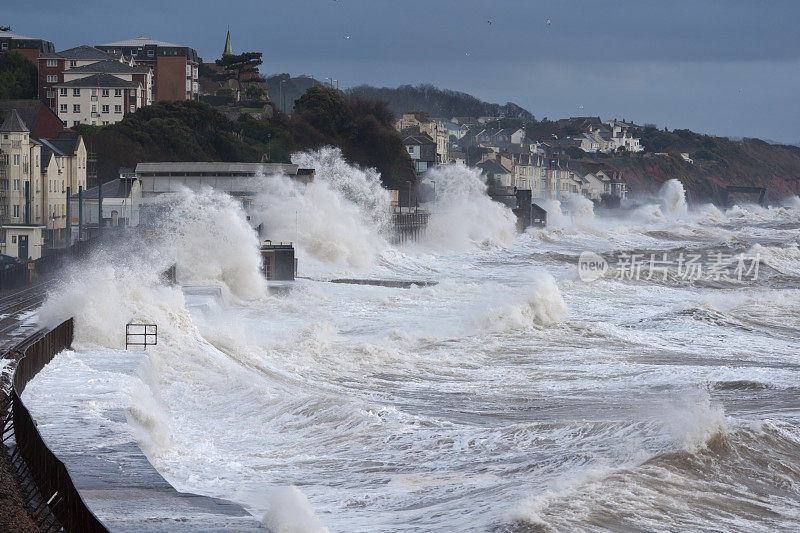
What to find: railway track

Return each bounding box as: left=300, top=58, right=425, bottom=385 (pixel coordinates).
left=0, top=281, right=54, bottom=355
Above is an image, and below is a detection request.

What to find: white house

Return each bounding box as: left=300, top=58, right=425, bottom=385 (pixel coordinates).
left=55, top=74, right=144, bottom=127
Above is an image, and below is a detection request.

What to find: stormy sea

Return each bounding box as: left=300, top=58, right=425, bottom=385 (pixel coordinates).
left=23, top=149, right=800, bottom=532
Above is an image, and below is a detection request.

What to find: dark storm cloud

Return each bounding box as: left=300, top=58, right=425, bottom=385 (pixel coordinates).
left=6, top=0, right=800, bottom=142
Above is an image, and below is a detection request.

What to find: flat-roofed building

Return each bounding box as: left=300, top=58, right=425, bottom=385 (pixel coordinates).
left=135, top=162, right=314, bottom=197
left=0, top=29, right=55, bottom=63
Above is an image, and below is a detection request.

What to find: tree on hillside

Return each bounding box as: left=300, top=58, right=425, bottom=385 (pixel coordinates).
left=215, top=52, right=266, bottom=95
left=244, top=84, right=266, bottom=101
left=291, top=86, right=415, bottom=189
left=0, top=51, right=38, bottom=99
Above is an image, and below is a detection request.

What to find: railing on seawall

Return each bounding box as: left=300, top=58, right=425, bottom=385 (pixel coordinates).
left=9, top=318, right=108, bottom=532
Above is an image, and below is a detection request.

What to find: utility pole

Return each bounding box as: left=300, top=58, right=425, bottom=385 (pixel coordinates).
left=78, top=186, right=83, bottom=241
left=66, top=186, right=71, bottom=246
left=98, top=182, right=103, bottom=237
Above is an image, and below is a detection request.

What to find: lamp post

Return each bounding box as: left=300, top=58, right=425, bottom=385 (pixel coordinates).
left=279, top=79, right=287, bottom=114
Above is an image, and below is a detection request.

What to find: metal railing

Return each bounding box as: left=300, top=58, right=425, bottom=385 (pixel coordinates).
left=5, top=319, right=108, bottom=532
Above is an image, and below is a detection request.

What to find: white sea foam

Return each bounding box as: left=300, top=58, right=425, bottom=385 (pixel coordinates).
left=480, top=272, right=568, bottom=330
left=261, top=486, right=330, bottom=533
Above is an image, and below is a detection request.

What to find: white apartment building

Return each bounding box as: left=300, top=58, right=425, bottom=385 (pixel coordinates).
left=55, top=74, right=144, bottom=127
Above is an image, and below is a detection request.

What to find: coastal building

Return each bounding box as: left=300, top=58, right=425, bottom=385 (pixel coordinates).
left=55, top=74, right=145, bottom=127
left=0, top=29, right=55, bottom=64
left=134, top=162, right=314, bottom=198
left=37, top=46, right=118, bottom=108
left=403, top=133, right=437, bottom=174
left=396, top=111, right=448, bottom=165
left=0, top=110, right=87, bottom=257
left=476, top=156, right=513, bottom=187
left=96, top=37, right=200, bottom=102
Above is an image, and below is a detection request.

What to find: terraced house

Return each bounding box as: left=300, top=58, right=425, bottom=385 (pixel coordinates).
left=0, top=109, right=87, bottom=258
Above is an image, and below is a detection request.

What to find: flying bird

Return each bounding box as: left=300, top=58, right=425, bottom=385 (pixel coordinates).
left=344, top=34, right=350, bottom=39
left=465, top=51, right=471, bottom=56
left=546, top=18, right=551, bottom=26
left=487, top=19, right=493, bottom=25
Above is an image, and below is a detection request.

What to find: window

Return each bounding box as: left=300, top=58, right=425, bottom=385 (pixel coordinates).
left=70, top=60, right=77, bottom=67
left=13, top=180, right=19, bottom=190
left=60, top=104, right=67, bottom=113
left=147, top=50, right=154, bottom=57
left=73, top=104, right=80, bottom=113
left=12, top=154, right=19, bottom=166
left=12, top=205, right=19, bottom=218
left=1, top=43, right=8, bottom=51
left=130, top=89, right=136, bottom=97
left=114, top=89, right=122, bottom=97
left=102, top=89, right=110, bottom=97
left=92, top=88, right=97, bottom=96
left=73, top=120, right=80, bottom=126
left=73, top=88, right=80, bottom=96
left=46, top=59, right=58, bottom=67
left=102, top=105, right=109, bottom=113
left=11, top=236, right=16, bottom=244
left=102, top=121, right=109, bottom=125
left=114, top=105, right=122, bottom=114
left=47, top=90, right=55, bottom=99
left=129, top=105, right=135, bottom=113
left=62, top=120, right=67, bottom=127
left=60, top=88, right=67, bottom=96
left=46, top=75, right=58, bottom=83
left=91, top=105, right=96, bottom=112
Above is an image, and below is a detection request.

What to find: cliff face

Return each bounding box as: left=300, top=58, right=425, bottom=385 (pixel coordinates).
left=589, top=132, right=800, bottom=203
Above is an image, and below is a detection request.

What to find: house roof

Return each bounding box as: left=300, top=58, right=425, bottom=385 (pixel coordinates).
left=476, top=160, right=511, bottom=175
left=55, top=73, right=141, bottom=88
left=40, top=45, right=113, bottom=60
left=65, top=59, right=150, bottom=74
left=98, top=36, right=184, bottom=48
left=75, top=178, right=135, bottom=200
left=0, top=109, right=28, bottom=132
left=403, top=133, right=435, bottom=145
left=0, top=100, right=41, bottom=132
left=35, top=131, right=82, bottom=158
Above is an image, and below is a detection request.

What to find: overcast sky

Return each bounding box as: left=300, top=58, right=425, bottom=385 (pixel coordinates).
left=8, top=0, right=800, bottom=143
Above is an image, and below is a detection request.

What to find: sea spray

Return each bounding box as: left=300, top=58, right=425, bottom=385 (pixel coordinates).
left=422, top=163, right=517, bottom=248
left=39, top=186, right=265, bottom=348
left=480, top=272, right=568, bottom=330
left=562, top=192, right=595, bottom=221
left=658, top=179, right=688, bottom=217
left=251, top=147, right=390, bottom=270
left=262, top=486, right=330, bottom=533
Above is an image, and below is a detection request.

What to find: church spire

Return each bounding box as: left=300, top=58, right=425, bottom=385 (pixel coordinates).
left=223, top=28, right=233, bottom=56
